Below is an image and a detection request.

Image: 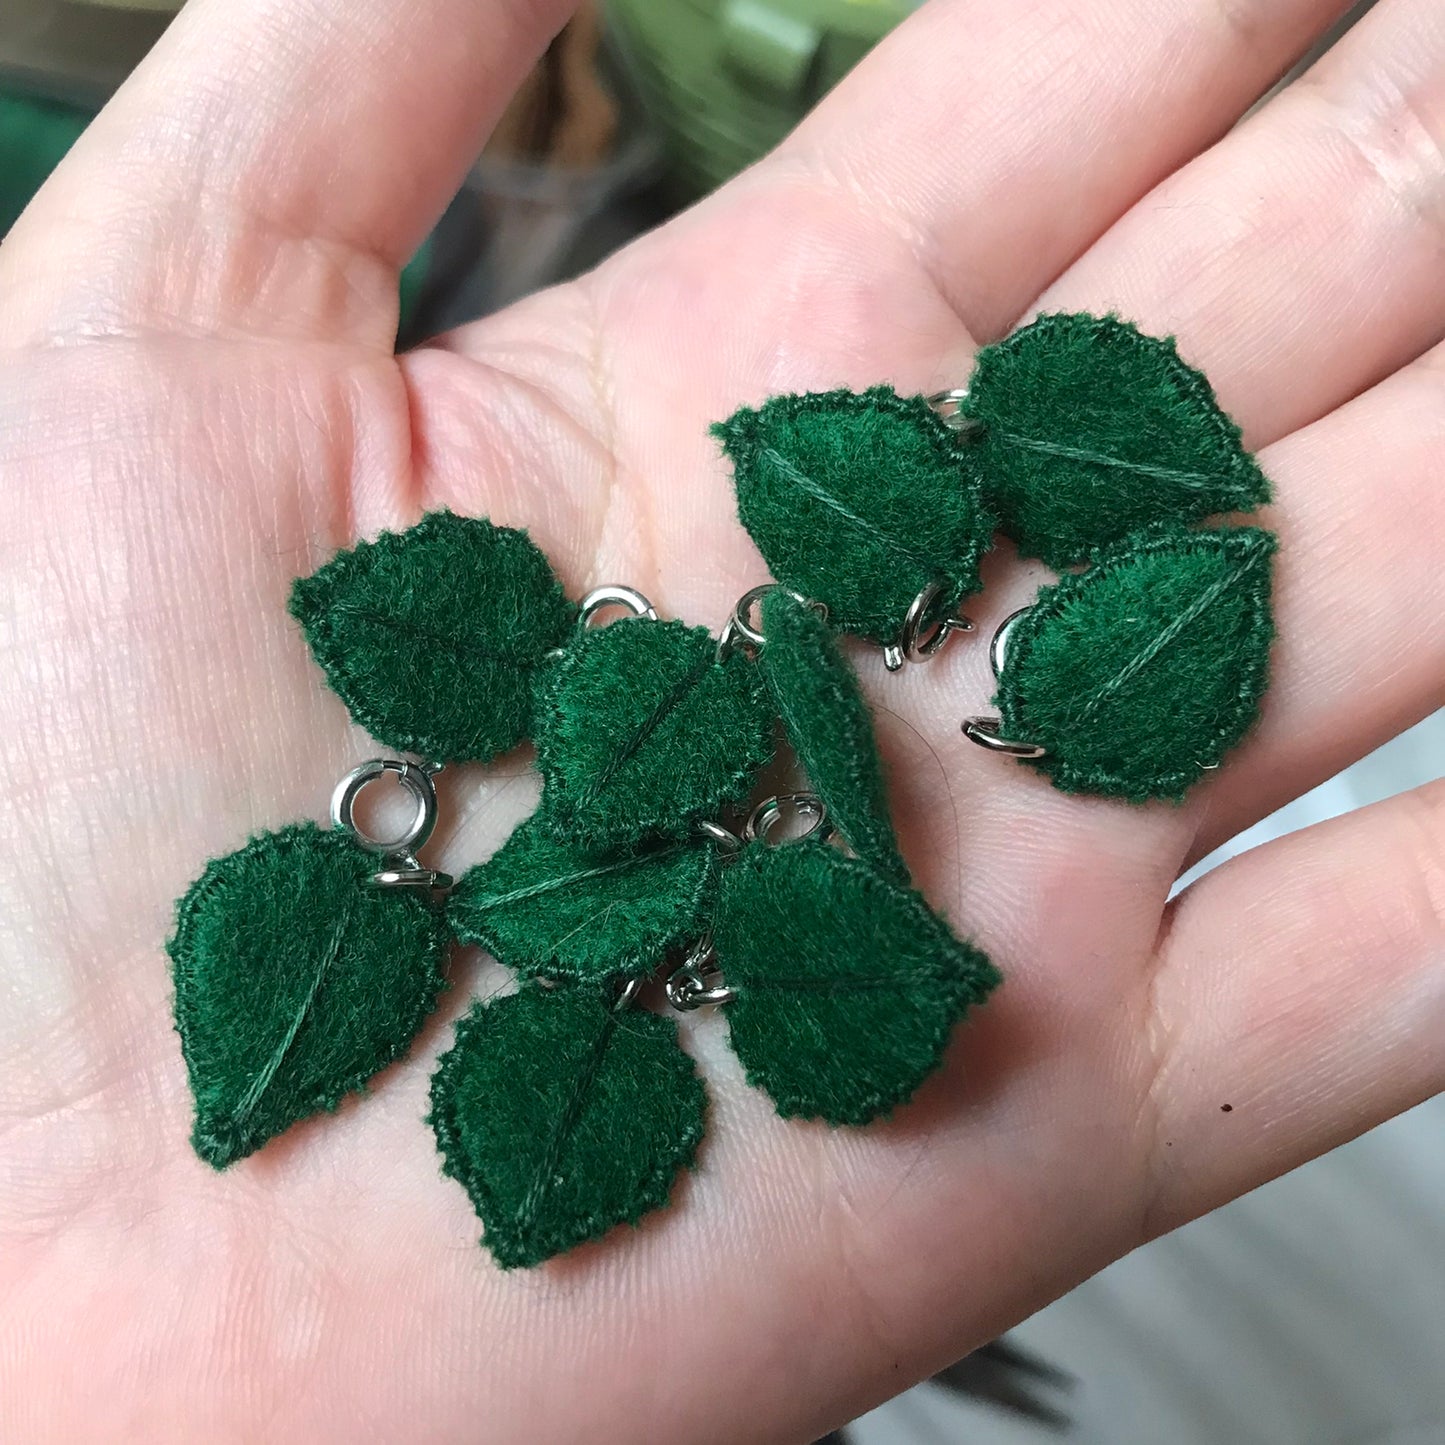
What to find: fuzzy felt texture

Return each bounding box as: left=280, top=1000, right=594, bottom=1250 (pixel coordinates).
left=289, top=510, right=575, bottom=763
left=535, top=617, right=773, bottom=846
left=448, top=818, right=719, bottom=983
left=758, top=588, right=907, bottom=882
left=713, top=387, right=995, bottom=643
left=713, top=839, right=999, bottom=1127
left=170, top=822, right=450, bottom=1168
left=996, top=525, right=1277, bottom=801
left=961, top=314, right=1270, bottom=569
left=429, top=982, right=707, bottom=1269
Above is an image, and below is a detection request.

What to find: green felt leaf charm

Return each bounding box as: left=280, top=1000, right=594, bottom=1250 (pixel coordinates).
left=448, top=818, right=719, bottom=983
left=713, top=387, right=995, bottom=644
left=713, top=839, right=999, bottom=1126
left=960, top=314, right=1270, bottom=569
left=289, top=510, right=575, bottom=763
left=429, top=982, right=707, bottom=1269
left=757, top=588, right=906, bottom=882
left=535, top=616, right=773, bottom=846
left=170, top=822, right=450, bottom=1169
left=995, top=525, right=1276, bottom=801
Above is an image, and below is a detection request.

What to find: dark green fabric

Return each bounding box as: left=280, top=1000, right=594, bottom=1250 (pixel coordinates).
left=713, top=387, right=995, bottom=643
left=714, top=839, right=999, bottom=1126
left=757, top=588, right=906, bottom=881
left=996, top=525, right=1276, bottom=801
left=448, top=818, right=718, bottom=983
left=962, top=314, right=1270, bottom=569
left=170, top=822, right=450, bottom=1168
left=290, top=510, right=575, bottom=763
left=429, top=982, right=707, bottom=1269
left=536, top=617, right=773, bottom=846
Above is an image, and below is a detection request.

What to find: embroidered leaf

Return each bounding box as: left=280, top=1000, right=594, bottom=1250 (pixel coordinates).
left=429, top=983, right=707, bottom=1269
left=961, top=314, right=1270, bottom=569
left=448, top=818, right=719, bottom=983
left=170, top=822, right=450, bottom=1168
left=757, top=588, right=906, bottom=882
left=535, top=617, right=773, bottom=847
left=713, top=387, right=995, bottom=643
left=289, top=510, right=575, bottom=762
left=713, top=840, right=999, bottom=1126
left=996, top=525, right=1276, bottom=801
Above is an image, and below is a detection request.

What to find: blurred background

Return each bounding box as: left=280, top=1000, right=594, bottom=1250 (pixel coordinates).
left=3, top=2, right=1439, bottom=1441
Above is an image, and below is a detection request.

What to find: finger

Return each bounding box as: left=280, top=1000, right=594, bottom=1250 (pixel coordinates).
left=0, top=0, right=575, bottom=346
left=1039, top=0, right=1445, bottom=443
left=777, top=0, right=1349, bottom=344
left=1186, top=347, right=1445, bottom=860
left=1143, top=777, right=1445, bottom=1237
left=995, top=0, right=1445, bottom=864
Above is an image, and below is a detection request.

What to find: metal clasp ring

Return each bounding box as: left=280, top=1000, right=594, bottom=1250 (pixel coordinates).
left=960, top=717, right=1047, bottom=759
left=577, top=585, right=658, bottom=629
left=956, top=608, right=1045, bottom=759
left=882, top=578, right=975, bottom=672
left=665, top=934, right=735, bottom=1012
left=744, top=791, right=832, bottom=846
left=613, top=975, right=647, bottom=1012
left=330, top=759, right=452, bottom=889
left=988, top=606, right=1032, bottom=680
left=716, top=584, right=827, bottom=662
left=695, top=819, right=744, bottom=858
left=926, top=386, right=981, bottom=435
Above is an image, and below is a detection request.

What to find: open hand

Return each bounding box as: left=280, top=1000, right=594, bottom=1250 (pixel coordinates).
left=2, top=0, right=1442, bottom=1438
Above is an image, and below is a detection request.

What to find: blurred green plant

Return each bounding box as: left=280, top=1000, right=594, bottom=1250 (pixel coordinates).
left=606, top=0, right=913, bottom=195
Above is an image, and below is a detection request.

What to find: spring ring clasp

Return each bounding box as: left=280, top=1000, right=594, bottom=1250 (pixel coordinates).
left=330, top=759, right=452, bottom=890
left=744, top=791, right=832, bottom=846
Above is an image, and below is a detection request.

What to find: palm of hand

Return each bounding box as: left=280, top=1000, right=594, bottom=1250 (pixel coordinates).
left=3, top=0, right=1444, bottom=1440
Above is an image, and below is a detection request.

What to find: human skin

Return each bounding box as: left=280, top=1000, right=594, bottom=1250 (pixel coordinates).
left=0, top=0, right=1442, bottom=1439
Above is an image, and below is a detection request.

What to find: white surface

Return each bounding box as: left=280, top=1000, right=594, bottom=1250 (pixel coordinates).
left=854, top=712, right=1445, bottom=1445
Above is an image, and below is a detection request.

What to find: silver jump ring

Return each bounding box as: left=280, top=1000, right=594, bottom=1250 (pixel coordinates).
left=577, top=584, right=659, bottom=629
left=901, top=579, right=974, bottom=661
left=926, top=387, right=981, bottom=435
left=726, top=584, right=776, bottom=649
left=961, top=717, right=1047, bottom=759
left=665, top=934, right=736, bottom=1011
left=695, top=819, right=744, bottom=857
left=883, top=579, right=974, bottom=672
left=744, top=792, right=830, bottom=846
left=716, top=584, right=827, bottom=662
left=989, top=606, right=1032, bottom=681
left=613, top=975, right=646, bottom=1012
left=330, top=760, right=451, bottom=889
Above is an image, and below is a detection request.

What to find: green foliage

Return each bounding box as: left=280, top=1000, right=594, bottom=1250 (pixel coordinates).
left=289, top=510, right=575, bottom=762
left=448, top=819, right=718, bottom=983
left=170, top=823, right=450, bottom=1168
left=996, top=526, right=1277, bottom=801
left=962, top=314, right=1270, bottom=568
left=714, top=387, right=994, bottom=643
left=429, top=982, right=707, bottom=1269
left=535, top=617, right=773, bottom=846
left=714, top=839, right=999, bottom=1126
left=757, top=588, right=906, bottom=881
